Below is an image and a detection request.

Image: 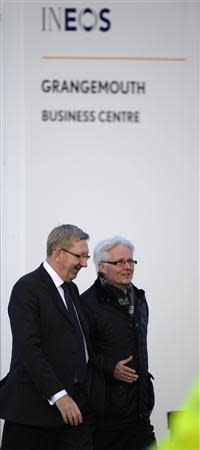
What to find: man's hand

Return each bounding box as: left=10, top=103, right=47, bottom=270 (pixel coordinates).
left=55, top=394, right=83, bottom=426
left=113, top=355, right=139, bottom=383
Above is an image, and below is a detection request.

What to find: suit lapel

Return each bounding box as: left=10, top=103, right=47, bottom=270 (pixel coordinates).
left=36, top=264, right=73, bottom=322
left=36, top=265, right=89, bottom=335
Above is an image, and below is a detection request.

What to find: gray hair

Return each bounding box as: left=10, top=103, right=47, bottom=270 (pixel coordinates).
left=47, top=224, right=89, bottom=257
left=94, top=235, right=134, bottom=272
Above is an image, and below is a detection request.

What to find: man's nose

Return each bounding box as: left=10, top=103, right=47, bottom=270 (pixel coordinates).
left=79, top=257, right=88, bottom=268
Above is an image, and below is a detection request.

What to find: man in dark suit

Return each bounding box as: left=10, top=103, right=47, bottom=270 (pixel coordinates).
left=0, top=224, right=94, bottom=450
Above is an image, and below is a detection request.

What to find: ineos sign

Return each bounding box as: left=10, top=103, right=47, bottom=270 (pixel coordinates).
left=42, top=7, right=111, bottom=32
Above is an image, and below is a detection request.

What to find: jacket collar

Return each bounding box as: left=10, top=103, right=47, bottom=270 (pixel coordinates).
left=36, top=264, right=89, bottom=335
left=93, top=276, right=145, bottom=308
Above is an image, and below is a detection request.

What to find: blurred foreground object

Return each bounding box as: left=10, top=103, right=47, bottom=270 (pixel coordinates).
left=152, top=378, right=200, bottom=449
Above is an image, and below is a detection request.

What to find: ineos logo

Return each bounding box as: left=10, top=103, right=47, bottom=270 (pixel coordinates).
left=42, top=7, right=111, bottom=32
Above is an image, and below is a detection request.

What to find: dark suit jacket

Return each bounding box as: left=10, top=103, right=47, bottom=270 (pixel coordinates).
left=0, top=264, right=93, bottom=427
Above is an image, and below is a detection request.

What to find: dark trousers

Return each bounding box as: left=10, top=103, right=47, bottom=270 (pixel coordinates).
left=1, top=384, right=94, bottom=450
left=93, top=419, right=157, bottom=450
left=1, top=421, right=93, bottom=450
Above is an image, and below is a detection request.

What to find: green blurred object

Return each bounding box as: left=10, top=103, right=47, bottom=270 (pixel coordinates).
left=152, top=378, right=200, bottom=450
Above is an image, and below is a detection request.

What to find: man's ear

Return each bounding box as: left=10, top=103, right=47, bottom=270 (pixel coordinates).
left=99, top=263, right=106, bottom=275
left=54, top=247, right=63, bottom=262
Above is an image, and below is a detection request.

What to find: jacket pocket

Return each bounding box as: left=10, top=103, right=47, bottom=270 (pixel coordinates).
left=105, top=382, right=129, bottom=416
left=138, top=372, right=155, bottom=419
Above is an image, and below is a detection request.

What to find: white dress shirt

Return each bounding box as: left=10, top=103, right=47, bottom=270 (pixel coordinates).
left=43, top=261, right=88, bottom=405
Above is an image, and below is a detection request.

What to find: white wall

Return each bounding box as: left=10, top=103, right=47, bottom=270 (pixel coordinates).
left=1, top=2, right=26, bottom=376
left=1, top=1, right=199, bottom=442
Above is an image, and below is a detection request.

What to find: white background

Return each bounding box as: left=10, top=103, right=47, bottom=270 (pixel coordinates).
left=1, top=0, right=199, bottom=442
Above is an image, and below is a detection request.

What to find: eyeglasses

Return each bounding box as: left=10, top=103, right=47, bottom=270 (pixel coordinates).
left=61, top=248, right=90, bottom=260
left=101, top=259, right=137, bottom=268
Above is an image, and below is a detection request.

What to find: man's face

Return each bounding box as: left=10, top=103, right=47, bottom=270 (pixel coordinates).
left=56, top=239, right=89, bottom=282
left=99, top=244, right=135, bottom=289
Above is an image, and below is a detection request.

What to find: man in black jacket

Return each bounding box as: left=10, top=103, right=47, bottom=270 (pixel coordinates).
left=81, top=236, right=157, bottom=450
left=0, top=224, right=96, bottom=450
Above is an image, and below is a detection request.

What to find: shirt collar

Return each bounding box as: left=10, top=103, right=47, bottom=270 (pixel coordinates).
left=43, top=260, right=64, bottom=288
